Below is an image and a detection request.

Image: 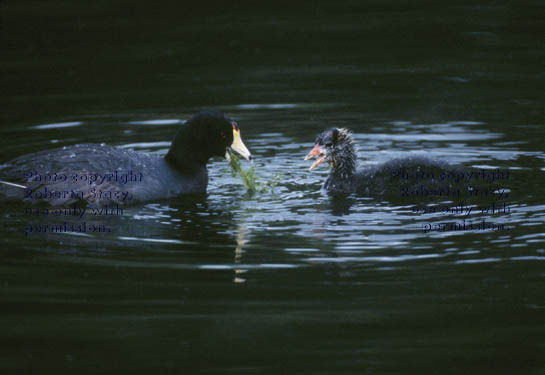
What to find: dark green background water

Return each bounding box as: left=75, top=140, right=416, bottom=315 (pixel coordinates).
left=1, top=1, right=544, bottom=374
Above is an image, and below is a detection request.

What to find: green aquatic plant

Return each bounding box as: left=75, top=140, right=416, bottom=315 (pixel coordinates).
left=229, top=153, right=282, bottom=194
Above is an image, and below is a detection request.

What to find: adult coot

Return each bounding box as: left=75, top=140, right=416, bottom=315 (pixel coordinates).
left=0, top=111, right=251, bottom=205
left=305, top=127, right=464, bottom=197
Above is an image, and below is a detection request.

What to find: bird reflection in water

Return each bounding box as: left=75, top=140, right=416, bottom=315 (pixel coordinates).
left=233, top=223, right=248, bottom=284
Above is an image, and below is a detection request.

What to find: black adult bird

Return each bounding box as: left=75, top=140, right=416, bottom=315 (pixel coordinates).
left=0, top=111, right=251, bottom=205
left=305, top=127, right=462, bottom=196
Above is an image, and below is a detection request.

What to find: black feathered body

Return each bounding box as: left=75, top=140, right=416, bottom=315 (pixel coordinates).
left=0, top=111, right=239, bottom=206
left=0, top=143, right=207, bottom=206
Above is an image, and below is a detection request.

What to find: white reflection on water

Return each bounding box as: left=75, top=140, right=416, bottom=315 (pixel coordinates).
left=199, top=264, right=299, bottom=270
left=118, top=236, right=195, bottom=245
left=355, top=133, right=502, bottom=141
left=119, top=141, right=171, bottom=151
left=236, top=103, right=298, bottom=109
left=32, top=121, right=83, bottom=129
left=127, top=119, right=182, bottom=125
left=307, top=253, right=446, bottom=263
left=455, top=258, right=501, bottom=264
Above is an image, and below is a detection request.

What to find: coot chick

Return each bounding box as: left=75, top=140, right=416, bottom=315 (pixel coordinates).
left=0, top=111, right=251, bottom=205
left=305, top=128, right=463, bottom=197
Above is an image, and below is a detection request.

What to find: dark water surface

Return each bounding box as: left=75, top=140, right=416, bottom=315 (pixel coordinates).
left=1, top=2, right=545, bottom=374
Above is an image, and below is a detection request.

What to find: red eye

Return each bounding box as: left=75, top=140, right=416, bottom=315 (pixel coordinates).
left=220, top=131, right=227, bottom=138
